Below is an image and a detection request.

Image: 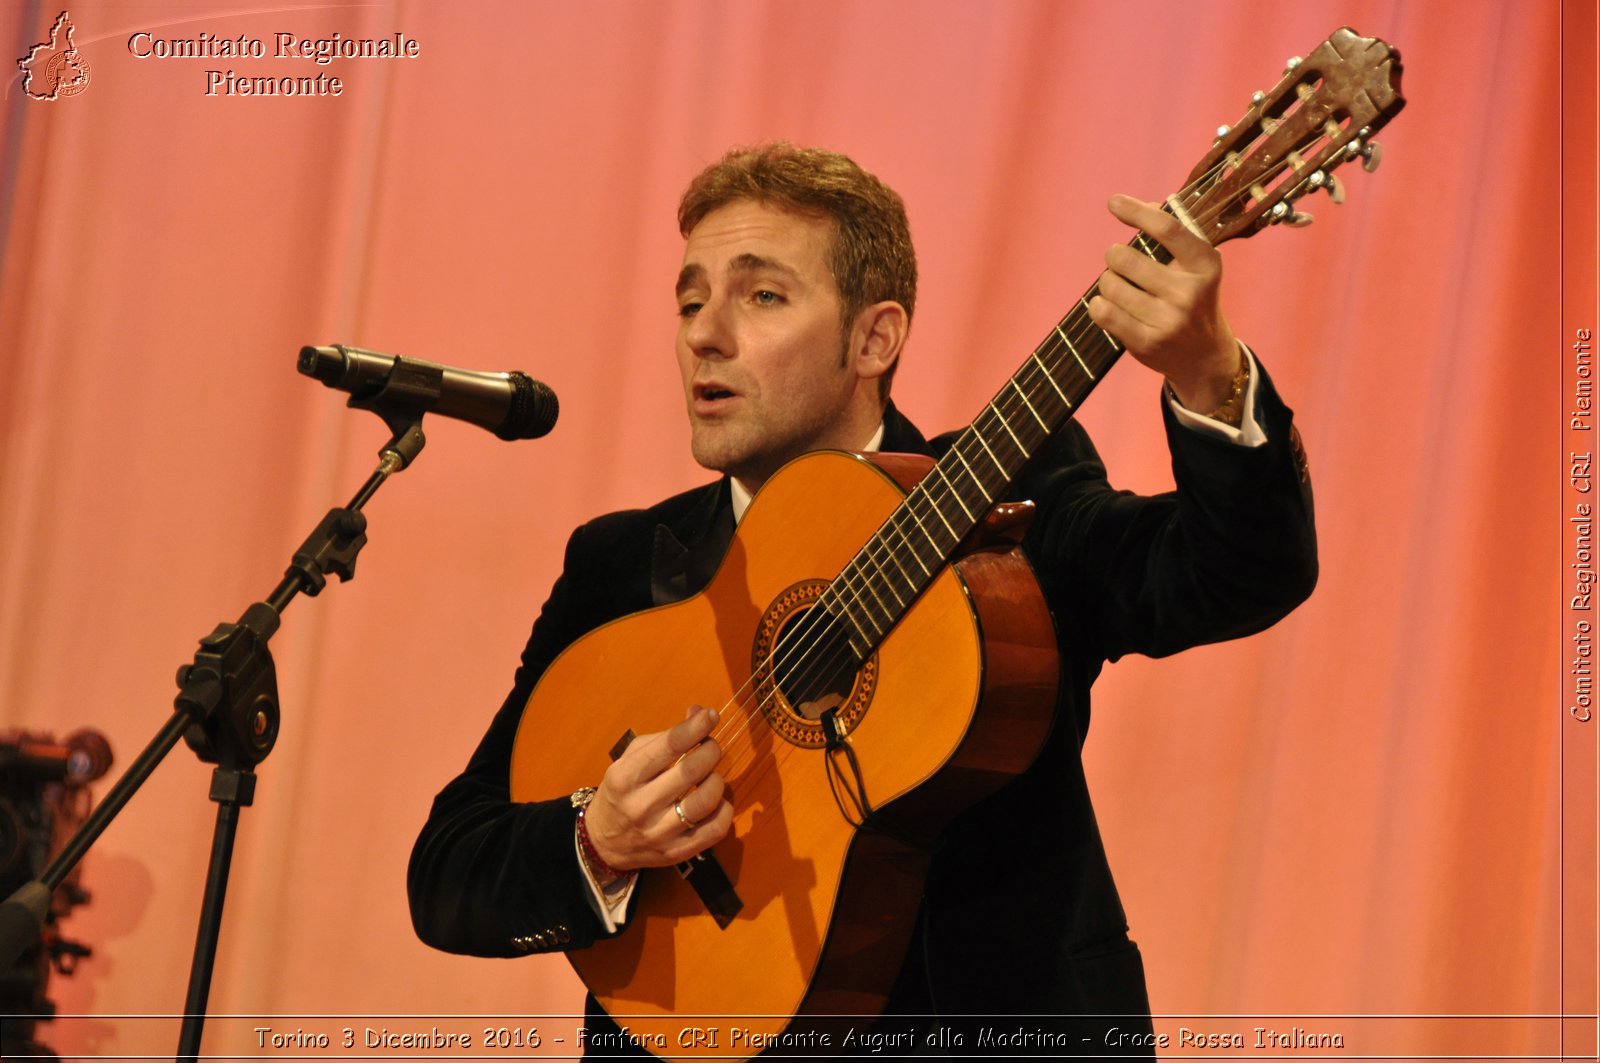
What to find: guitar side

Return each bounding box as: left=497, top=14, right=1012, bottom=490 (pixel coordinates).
left=509, top=449, right=1058, bottom=1059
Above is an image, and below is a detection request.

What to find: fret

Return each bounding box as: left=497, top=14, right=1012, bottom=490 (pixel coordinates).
left=1055, top=322, right=1097, bottom=381
left=832, top=571, right=879, bottom=639
left=1029, top=351, right=1073, bottom=411
left=820, top=218, right=1162, bottom=666
left=1079, top=296, right=1120, bottom=351
left=880, top=554, right=912, bottom=608
left=949, top=444, right=993, bottom=503
left=892, top=512, right=933, bottom=576
left=829, top=595, right=870, bottom=654
left=843, top=554, right=887, bottom=607
left=932, top=464, right=974, bottom=522
left=987, top=402, right=1029, bottom=459
left=903, top=495, right=945, bottom=556
left=1008, top=379, right=1047, bottom=430
left=850, top=580, right=890, bottom=642
left=916, top=483, right=959, bottom=539
left=970, top=425, right=1007, bottom=474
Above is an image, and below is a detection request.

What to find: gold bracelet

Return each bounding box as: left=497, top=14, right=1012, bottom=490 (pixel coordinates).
left=1204, top=355, right=1251, bottom=427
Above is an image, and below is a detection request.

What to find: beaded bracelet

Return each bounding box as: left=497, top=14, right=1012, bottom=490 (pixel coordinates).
left=571, top=787, right=628, bottom=882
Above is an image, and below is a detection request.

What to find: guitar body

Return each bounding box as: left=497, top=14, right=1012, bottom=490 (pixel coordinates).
left=509, top=449, right=1059, bottom=1057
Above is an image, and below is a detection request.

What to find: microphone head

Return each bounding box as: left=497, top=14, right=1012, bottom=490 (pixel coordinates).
left=500, top=373, right=560, bottom=439
left=298, top=345, right=348, bottom=385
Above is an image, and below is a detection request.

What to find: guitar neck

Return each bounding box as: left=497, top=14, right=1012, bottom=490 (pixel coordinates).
left=818, top=225, right=1179, bottom=659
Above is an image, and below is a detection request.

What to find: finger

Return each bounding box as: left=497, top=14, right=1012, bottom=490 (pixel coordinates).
left=611, top=706, right=720, bottom=787
left=665, top=705, right=720, bottom=758
left=1107, top=194, right=1213, bottom=268
left=647, top=733, right=724, bottom=807
left=662, top=799, right=736, bottom=862
left=1091, top=270, right=1184, bottom=353
left=1104, top=243, right=1184, bottom=300
left=1087, top=290, right=1158, bottom=357
left=675, top=771, right=726, bottom=825
left=1106, top=194, right=1168, bottom=236
left=1094, top=268, right=1179, bottom=334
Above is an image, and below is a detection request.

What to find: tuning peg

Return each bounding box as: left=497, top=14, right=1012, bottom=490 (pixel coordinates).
left=1361, top=141, right=1384, bottom=173
left=1307, top=169, right=1346, bottom=205
left=1284, top=56, right=1302, bottom=74
left=1251, top=90, right=1266, bottom=105
left=1216, top=124, right=1231, bottom=138
left=1269, top=201, right=1315, bottom=227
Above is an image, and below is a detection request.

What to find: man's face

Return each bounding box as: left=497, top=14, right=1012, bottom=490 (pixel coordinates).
left=675, top=200, right=860, bottom=488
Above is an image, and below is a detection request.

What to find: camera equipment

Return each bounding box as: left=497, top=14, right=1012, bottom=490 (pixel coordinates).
left=0, top=728, right=112, bottom=1063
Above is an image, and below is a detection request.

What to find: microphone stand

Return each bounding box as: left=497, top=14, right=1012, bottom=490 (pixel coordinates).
left=0, top=410, right=428, bottom=1063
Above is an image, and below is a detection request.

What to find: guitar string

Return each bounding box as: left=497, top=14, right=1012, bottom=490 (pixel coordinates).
left=702, top=139, right=1357, bottom=836
left=695, top=158, right=1282, bottom=804
left=702, top=276, right=1139, bottom=798
left=702, top=176, right=1228, bottom=773
left=699, top=319, right=1104, bottom=812
left=706, top=293, right=1109, bottom=793
left=701, top=159, right=1261, bottom=796
left=700, top=165, right=1243, bottom=798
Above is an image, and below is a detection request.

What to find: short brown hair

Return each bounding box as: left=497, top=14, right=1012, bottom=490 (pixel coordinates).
left=678, top=143, right=916, bottom=398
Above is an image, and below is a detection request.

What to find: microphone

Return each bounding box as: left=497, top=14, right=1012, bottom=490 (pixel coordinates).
left=298, top=344, right=559, bottom=440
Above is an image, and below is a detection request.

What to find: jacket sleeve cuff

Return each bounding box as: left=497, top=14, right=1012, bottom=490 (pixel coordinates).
left=1165, top=344, right=1267, bottom=448
left=574, top=825, right=636, bottom=932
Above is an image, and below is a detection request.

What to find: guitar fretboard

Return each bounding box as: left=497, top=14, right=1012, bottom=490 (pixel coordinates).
left=818, top=226, right=1177, bottom=660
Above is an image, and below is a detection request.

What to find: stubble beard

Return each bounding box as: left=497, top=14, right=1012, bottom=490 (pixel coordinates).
left=687, top=329, right=855, bottom=485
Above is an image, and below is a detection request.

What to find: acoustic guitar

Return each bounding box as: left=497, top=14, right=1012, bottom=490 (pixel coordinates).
left=510, top=26, right=1404, bottom=1059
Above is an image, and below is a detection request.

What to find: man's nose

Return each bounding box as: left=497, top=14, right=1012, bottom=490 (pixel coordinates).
left=683, top=295, right=732, bottom=357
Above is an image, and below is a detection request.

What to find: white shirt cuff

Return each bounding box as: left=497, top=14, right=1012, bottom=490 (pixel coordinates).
left=1166, top=345, right=1268, bottom=447
left=574, top=823, right=636, bottom=932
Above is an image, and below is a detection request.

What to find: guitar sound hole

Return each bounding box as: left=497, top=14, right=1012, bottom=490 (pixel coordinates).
left=770, top=607, right=859, bottom=721
left=752, top=580, right=876, bottom=747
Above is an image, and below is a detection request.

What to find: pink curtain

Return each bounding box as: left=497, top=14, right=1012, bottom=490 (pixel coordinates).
left=1, top=0, right=1588, bottom=1057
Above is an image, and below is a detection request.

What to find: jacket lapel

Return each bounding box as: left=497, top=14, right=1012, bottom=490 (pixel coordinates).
left=650, top=480, right=734, bottom=606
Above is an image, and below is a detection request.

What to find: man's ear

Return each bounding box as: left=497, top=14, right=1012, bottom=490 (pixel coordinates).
left=849, top=300, right=908, bottom=384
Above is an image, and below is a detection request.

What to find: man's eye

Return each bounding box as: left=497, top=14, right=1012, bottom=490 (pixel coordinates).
left=754, top=290, right=782, bottom=306
left=677, top=301, right=702, bottom=318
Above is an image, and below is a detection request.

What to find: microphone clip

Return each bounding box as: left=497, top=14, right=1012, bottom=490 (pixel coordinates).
left=333, top=353, right=434, bottom=468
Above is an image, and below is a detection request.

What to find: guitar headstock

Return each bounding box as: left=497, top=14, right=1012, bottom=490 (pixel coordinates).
left=1179, top=27, right=1405, bottom=245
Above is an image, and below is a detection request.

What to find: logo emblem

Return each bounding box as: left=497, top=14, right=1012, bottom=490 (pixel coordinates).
left=18, top=11, right=91, bottom=101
